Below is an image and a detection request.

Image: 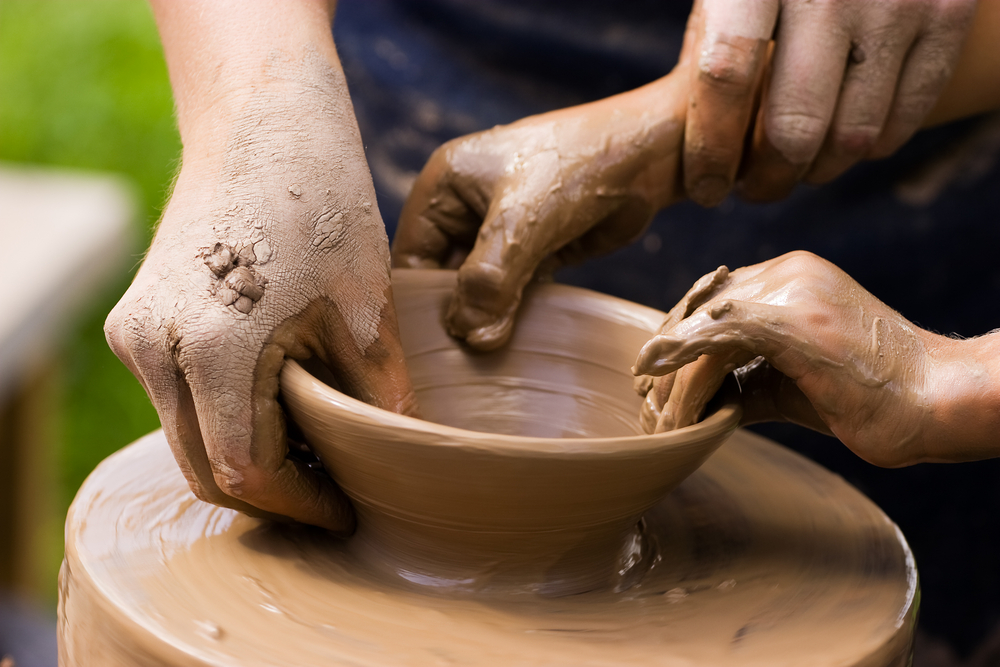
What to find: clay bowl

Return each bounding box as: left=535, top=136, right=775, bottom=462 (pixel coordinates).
left=281, top=269, right=741, bottom=596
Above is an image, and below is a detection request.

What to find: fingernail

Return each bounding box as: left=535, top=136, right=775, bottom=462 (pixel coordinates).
left=689, top=175, right=730, bottom=207
left=446, top=296, right=517, bottom=351
left=466, top=314, right=515, bottom=351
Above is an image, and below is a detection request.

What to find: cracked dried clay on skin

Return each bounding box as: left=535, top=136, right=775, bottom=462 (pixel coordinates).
left=105, top=43, right=416, bottom=533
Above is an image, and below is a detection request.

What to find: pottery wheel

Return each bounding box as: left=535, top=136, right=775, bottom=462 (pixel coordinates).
left=59, top=428, right=916, bottom=667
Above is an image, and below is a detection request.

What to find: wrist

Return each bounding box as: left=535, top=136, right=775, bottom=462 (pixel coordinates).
left=152, top=0, right=341, bottom=150
left=620, top=68, right=691, bottom=210
left=919, top=331, right=1000, bottom=462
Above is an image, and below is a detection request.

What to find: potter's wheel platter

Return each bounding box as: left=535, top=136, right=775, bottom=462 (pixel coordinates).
left=60, top=429, right=916, bottom=667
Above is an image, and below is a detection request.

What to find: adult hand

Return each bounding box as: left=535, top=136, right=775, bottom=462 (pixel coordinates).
left=104, top=1, right=416, bottom=533
left=683, top=0, right=977, bottom=206
left=633, top=251, right=1000, bottom=467
left=393, top=72, right=689, bottom=350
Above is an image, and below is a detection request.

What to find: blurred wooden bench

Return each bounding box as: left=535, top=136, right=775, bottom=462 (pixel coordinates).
left=0, top=163, right=135, bottom=601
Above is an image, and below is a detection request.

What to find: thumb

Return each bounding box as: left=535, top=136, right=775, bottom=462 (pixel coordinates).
left=314, top=282, right=419, bottom=417
left=736, top=357, right=832, bottom=435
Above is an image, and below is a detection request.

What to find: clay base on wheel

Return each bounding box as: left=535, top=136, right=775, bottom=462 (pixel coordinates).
left=59, top=429, right=916, bottom=667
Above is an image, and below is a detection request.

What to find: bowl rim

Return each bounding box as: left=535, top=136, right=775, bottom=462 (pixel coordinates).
left=282, top=366, right=742, bottom=460
left=282, top=269, right=743, bottom=458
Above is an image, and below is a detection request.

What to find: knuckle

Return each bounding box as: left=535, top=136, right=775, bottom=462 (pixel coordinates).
left=775, top=249, right=822, bottom=270
left=211, top=460, right=268, bottom=502
left=771, top=251, right=828, bottom=283
left=697, top=38, right=759, bottom=93
left=766, top=111, right=829, bottom=164
left=172, top=317, right=243, bottom=370
left=104, top=298, right=161, bottom=364
left=686, top=138, right=741, bottom=168
left=427, top=142, right=457, bottom=173
left=830, top=123, right=882, bottom=156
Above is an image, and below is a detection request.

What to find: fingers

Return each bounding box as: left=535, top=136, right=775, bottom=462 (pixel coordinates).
left=634, top=298, right=798, bottom=378
left=106, top=297, right=253, bottom=512
left=315, top=283, right=419, bottom=417
left=639, top=373, right=674, bottom=434
left=662, top=264, right=731, bottom=328
left=444, top=149, right=608, bottom=350
left=444, top=204, right=538, bottom=350
left=684, top=0, right=778, bottom=206
left=392, top=144, right=485, bottom=270
left=181, top=333, right=356, bottom=535
left=870, top=3, right=976, bottom=159
left=656, top=349, right=756, bottom=432
left=634, top=265, right=730, bottom=432
left=739, top=2, right=853, bottom=201
left=735, top=357, right=832, bottom=434
left=806, top=10, right=919, bottom=183
left=632, top=293, right=831, bottom=435
left=739, top=1, right=975, bottom=197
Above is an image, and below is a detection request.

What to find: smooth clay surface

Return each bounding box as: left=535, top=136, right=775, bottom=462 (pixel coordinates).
left=60, top=271, right=917, bottom=665
left=60, top=428, right=917, bottom=667
left=281, top=269, right=741, bottom=596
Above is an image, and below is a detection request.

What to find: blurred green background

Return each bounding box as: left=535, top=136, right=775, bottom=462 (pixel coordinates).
left=0, top=0, right=176, bottom=600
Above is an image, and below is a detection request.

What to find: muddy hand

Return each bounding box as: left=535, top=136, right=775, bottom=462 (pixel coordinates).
left=633, top=251, right=961, bottom=467
left=683, top=0, right=975, bottom=205
left=393, top=70, right=691, bottom=350
left=105, top=6, right=416, bottom=533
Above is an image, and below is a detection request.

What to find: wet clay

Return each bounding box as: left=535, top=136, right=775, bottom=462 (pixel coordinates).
left=64, top=270, right=916, bottom=665
left=632, top=251, right=1000, bottom=467
left=59, top=429, right=916, bottom=667
left=281, top=270, right=740, bottom=596
left=391, top=61, right=690, bottom=351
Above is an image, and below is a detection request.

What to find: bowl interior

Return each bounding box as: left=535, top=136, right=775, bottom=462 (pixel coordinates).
left=282, top=270, right=741, bottom=594
left=394, top=273, right=659, bottom=440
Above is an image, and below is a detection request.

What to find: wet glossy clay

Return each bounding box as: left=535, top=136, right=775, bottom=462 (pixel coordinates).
left=59, top=430, right=917, bottom=666
left=60, top=270, right=918, bottom=666
left=281, top=269, right=741, bottom=595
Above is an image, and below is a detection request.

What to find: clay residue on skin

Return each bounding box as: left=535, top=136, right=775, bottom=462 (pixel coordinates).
left=70, top=273, right=917, bottom=665
left=102, top=40, right=413, bottom=532
left=206, top=44, right=389, bottom=352
left=392, top=66, right=690, bottom=352
left=631, top=252, right=943, bottom=467
left=202, top=242, right=268, bottom=314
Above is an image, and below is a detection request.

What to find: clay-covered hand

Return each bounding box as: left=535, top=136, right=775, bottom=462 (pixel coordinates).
left=633, top=251, right=1000, bottom=467
left=392, top=72, right=689, bottom=350
left=683, top=0, right=976, bottom=206
left=105, top=5, right=416, bottom=533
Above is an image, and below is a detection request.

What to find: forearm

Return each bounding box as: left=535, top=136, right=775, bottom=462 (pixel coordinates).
left=917, top=330, right=1000, bottom=463
left=150, top=0, right=341, bottom=158
left=518, top=66, right=689, bottom=213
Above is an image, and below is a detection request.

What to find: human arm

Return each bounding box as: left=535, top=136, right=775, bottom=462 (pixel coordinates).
left=104, top=0, right=416, bottom=532
left=392, top=65, right=690, bottom=349
left=395, top=0, right=1000, bottom=351
left=684, top=0, right=1000, bottom=203
left=632, top=251, right=1000, bottom=466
